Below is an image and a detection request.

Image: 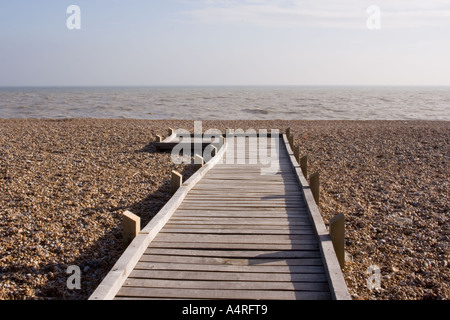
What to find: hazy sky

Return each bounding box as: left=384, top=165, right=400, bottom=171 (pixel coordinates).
left=1, top=0, right=449, bottom=86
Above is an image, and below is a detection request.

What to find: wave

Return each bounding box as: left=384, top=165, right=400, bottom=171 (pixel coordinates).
left=242, top=108, right=270, bottom=115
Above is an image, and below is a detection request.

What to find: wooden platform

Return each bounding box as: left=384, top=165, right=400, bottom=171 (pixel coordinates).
left=90, top=133, right=350, bottom=300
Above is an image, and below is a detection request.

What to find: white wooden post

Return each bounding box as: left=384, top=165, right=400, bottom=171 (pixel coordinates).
left=122, top=211, right=140, bottom=248
left=300, top=155, right=308, bottom=179
left=330, top=213, right=346, bottom=269
left=194, top=154, right=204, bottom=171
left=171, top=171, right=182, bottom=195
left=309, top=171, right=320, bottom=205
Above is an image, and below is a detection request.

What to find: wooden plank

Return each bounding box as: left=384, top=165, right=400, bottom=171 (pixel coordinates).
left=153, top=233, right=317, bottom=243
left=180, top=203, right=305, bottom=212
left=199, top=177, right=299, bottom=181
left=122, top=278, right=330, bottom=292
left=179, top=202, right=306, bottom=207
left=164, top=224, right=313, bottom=230
left=186, top=191, right=300, bottom=195
left=128, top=269, right=327, bottom=282
left=173, top=210, right=308, bottom=216
left=169, top=217, right=310, bottom=223
left=165, top=221, right=312, bottom=227
left=198, top=179, right=299, bottom=183
left=143, top=248, right=322, bottom=259
left=172, top=212, right=308, bottom=218
left=184, top=194, right=303, bottom=199
left=189, top=187, right=299, bottom=192
left=115, top=287, right=330, bottom=300
left=194, top=181, right=297, bottom=185
left=181, top=198, right=304, bottom=203
left=160, top=228, right=314, bottom=235
left=183, top=194, right=303, bottom=199
left=140, top=254, right=324, bottom=266
left=149, top=242, right=319, bottom=250
left=134, top=261, right=325, bottom=274
left=177, top=206, right=307, bottom=210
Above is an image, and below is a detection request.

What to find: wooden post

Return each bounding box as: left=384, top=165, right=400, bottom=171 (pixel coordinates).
left=294, top=145, right=300, bottom=164
left=289, top=133, right=294, bottom=149
left=194, top=154, right=204, bottom=171
left=156, top=135, right=162, bottom=142
left=286, top=127, right=291, bottom=138
left=168, top=127, right=174, bottom=136
left=300, top=155, right=308, bottom=179
left=122, top=210, right=140, bottom=248
left=330, top=213, right=345, bottom=269
left=171, top=170, right=182, bottom=195
left=309, top=171, right=320, bottom=205
left=225, top=128, right=233, bottom=138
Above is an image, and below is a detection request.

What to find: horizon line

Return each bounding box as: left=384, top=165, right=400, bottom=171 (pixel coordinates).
left=1, top=84, right=450, bottom=88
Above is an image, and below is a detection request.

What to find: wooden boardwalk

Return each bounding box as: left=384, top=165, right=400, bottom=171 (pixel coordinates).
left=90, top=133, right=350, bottom=300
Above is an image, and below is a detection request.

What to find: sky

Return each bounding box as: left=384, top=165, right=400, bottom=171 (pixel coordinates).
left=0, top=0, right=449, bottom=86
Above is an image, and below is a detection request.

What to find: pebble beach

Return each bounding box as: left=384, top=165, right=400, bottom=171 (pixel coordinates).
left=0, top=119, right=448, bottom=300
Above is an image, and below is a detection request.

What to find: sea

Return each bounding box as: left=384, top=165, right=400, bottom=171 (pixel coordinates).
left=0, top=86, right=449, bottom=120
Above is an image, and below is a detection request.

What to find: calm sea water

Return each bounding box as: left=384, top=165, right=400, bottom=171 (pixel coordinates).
left=0, top=86, right=449, bottom=120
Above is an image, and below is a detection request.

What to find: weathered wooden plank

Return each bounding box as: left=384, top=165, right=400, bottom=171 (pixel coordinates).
left=180, top=203, right=305, bottom=211
left=169, top=216, right=310, bottom=223
left=122, top=278, right=330, bottom=292
left=172, top=211, right=308, bottom=218
left=183, top=196, right=305, bottom=207
left=160, top=227, right=314, bottom=235
left=165, top=221, right=310, bottom=227
left=165, top=221, right=312, bottom=228
left=166, top=222, right=311, bottom=228
left=194, top=182, right=297, bottom=185
left=154, top=233, right=317, bottom=243
left=140, top=254, right=324, bottom=266
left=128, top=269, right=328, bottom=282
left=115, top=287, right=331, bottom=300
left=143, top=248, right=322, bottom=259
left=179, top=201, right=306, bottom=206
left=198, top=179, right=299, bottom=183
left=184, top=194, right=303, bottom=199
left=149, top=242, right=319, bottom=250
left=199, top=177, right=299, bottom=182
left=177, top=205, right=307, bottom=210
left=135, top=261, right=325, bottom=274
left=183, top=194, right=302, bottom=198
left=173, top=209, right=308, bottom=214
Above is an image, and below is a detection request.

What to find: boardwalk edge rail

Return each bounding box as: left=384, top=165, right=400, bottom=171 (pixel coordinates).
left=89, top=141, right=229, bottom=300
left=282, top=133, right=352, bottom=300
